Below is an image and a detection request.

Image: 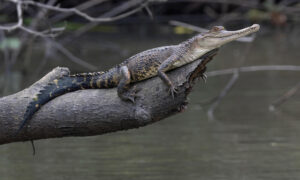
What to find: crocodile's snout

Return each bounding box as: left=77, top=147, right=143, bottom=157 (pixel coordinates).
left=251, top=24, right=260, bottom=32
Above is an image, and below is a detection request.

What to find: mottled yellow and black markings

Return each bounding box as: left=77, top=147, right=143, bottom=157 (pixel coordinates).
left=124, top=69, right=131, bottom=84
left=53, top=79, right=58, bottom=85
left=112, top=74, right=118, bottom=84
left=33, top=95, right=38, bottom=101
left=53, top=79, right=60, bottom=88
left=96, top=79, right=101, bottom=88
left=89, top=76, right=94, bottom=88
left=80, top=84, right=85, bottom=90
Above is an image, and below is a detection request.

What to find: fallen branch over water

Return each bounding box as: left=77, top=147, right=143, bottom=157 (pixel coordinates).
left=206, top=65, right=300, bottom=77
left=0, top=50, right=217, bottom=145
left=205, top=65, right=300, bottom=120
left=269, top=81, right=300, bottom=111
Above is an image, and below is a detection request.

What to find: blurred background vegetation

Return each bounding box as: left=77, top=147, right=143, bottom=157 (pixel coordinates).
left=0, top=1, right=300, bottom=180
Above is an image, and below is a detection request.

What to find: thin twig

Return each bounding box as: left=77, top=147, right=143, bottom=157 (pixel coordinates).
left=70, top=0, right=148, bottom=39
left=0, top=0, right=63, bottom=37
left=206, top=65, right=300, bottom=77
left=1, top=0, right=148, bottom=37
left=144, top=4, right=153, bottom=20
left=0, top=1, right=22, bottom=31
left=10, top=0, right=58, bottom=65
left=205, top=41, right=252, bottom=117
left=49, top=40, right=97, bottom=71
left=207, top=69, right=239, bottom=120
left=269, top=81, right=300, bottom=111
left=8, top=0, right=148, bottom=22
left=50, top=0, right=109, bottom=23
left=204, top=65, right=300, bottom=115
left=19, top=26, right=63, bottom=38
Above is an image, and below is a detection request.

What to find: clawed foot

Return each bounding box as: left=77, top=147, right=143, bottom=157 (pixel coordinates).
left=201, top=73, right=207, bottom=83
left=119, top=86, right=138, bottom=103
left=168, top=85, right=178, bottom=99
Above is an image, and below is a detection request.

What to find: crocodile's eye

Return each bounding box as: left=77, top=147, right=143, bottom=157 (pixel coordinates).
left=211, top=26, right=225, bottom=32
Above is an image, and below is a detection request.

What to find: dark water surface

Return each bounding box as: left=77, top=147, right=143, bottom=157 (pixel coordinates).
left=0, top=26, right=300, bottom=180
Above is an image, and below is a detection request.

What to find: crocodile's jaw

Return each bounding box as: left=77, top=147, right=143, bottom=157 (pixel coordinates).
left=197, top=24, right=260, bottom=49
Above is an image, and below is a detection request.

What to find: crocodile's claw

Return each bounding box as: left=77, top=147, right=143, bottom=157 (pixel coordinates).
left=201, top=73, right=207, bottom=83
left=168, top=85, right=178, bottom=99
left=121, top=92, right=136, bottom=103
left=121, top=85, right=138, bottom=103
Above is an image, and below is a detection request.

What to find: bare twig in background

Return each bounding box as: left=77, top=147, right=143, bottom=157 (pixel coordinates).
left=12, top=0, right=148, bottom=23
left=203, top=65, right=300, bottom=117
left=269, top=81, right=300, bottom=111
left=144, top=4, right=153, bottom=19
left=0, top=0, right=149, bottom=83
left=0, top=0, right=63, bottom=37
left=0, top=0, right=152, bottom=96
left=71, top=0, right=148, bottom=38
left=18, top=26, right=63, bottom=37
left=206, top=40, right=253, bottom=120
left=49, top=0, right=109, bottom=23
left=0, top=1, right=23, bottom=31
left=206, top=65, right=300, bottom=77
left=1, top=0, right=149, bottom=37
left=10, top=0, right=58, bottom=66
left=207, top=69, right=239, bottom=120
left=49, top=40, right=98, bottom=71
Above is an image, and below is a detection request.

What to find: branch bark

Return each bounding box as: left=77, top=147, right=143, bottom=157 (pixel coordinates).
left=0, top=49, right=218, bottom=145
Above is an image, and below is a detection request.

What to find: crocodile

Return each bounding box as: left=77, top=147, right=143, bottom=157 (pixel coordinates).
left=19, top=24, right=260, bottom=131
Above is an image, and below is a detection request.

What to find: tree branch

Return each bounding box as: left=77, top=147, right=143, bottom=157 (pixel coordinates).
left=12, top=0, right=149, bottom=22
left=206, top=65, right=300, bottom=77
left=269, top=81, right=300, bottom=111
left=207, top=69, right=239, bottom=120
left=0, top=49, right=218, bottom=145
left=1, top=0, right=148, bottom=37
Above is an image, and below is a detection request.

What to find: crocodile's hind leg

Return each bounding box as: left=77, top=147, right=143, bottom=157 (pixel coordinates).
left=117, top=66, right=137, bottom=103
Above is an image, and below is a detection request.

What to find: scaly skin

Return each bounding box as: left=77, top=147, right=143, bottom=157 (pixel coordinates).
left=19, top=24, right=260, bottom=131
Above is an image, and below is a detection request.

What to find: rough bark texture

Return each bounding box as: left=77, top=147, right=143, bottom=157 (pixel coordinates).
left=0, top=50, right=218, bottom=145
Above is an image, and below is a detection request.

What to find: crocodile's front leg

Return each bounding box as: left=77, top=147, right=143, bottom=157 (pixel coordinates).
left=117, top=66, right=136, bottom=103
left=158, top=55, right=179, bottom=98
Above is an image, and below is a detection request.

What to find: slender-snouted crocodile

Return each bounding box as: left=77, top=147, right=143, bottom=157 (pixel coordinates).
left=19, top=24, right=260, bottom=131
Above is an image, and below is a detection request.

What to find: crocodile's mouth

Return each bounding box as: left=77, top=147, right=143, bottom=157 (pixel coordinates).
left=199, top=24, right=260, bottom=48
left=206, top=24, right=260, bottom=39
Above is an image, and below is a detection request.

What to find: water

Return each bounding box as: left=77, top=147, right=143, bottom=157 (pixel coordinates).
left=0, top=25, right=299, bottom=180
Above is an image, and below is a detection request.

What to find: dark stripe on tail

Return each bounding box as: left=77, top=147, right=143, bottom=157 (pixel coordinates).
left=18, top=72, right=108, bottom=131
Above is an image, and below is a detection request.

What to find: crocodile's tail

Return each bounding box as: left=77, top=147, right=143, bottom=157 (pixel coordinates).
left=18, top=71, right=117, bottom=132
